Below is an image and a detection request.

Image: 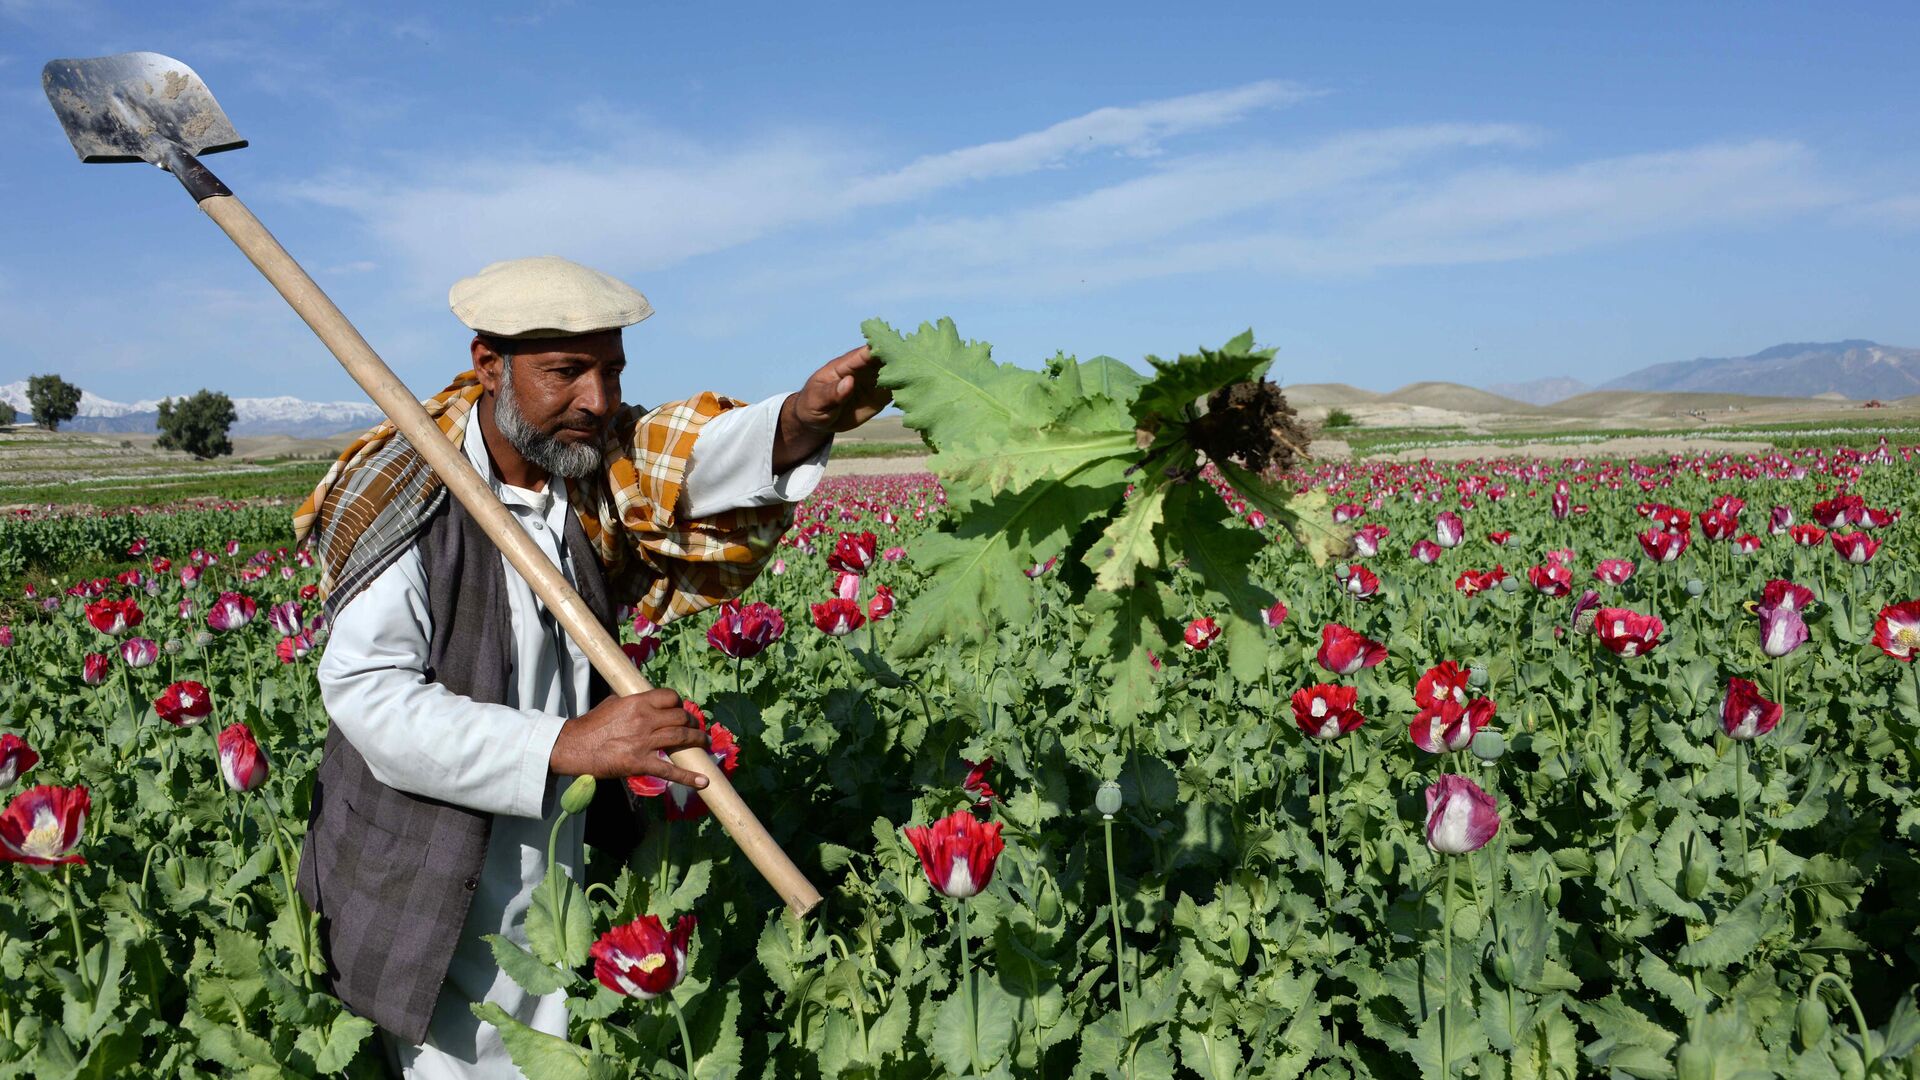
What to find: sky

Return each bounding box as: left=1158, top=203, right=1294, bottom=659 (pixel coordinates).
left=2, top=1, right=1917, bottom=406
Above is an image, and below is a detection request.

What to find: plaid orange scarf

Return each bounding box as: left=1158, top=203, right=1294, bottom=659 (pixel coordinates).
left=293, top=372, right=790, bottom=624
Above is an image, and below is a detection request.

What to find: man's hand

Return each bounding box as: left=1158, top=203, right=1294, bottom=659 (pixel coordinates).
left=549, top=687, right=711, bottom=788
left=775, top=344, right=892, bottom=472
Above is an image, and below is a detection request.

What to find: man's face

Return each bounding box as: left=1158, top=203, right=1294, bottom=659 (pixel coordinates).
left=472, top=330, right=625, bottom=478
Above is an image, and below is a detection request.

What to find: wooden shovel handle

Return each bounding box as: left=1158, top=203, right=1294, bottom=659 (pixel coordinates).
left=198, top=193, right=822, bottom=919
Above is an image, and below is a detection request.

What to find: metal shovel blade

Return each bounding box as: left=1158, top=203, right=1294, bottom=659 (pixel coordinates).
left=43, top=51, right=245, bottom=165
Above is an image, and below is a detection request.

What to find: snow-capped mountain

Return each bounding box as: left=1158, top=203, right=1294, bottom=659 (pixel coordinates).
left=0, top=381, right=386, bottom=438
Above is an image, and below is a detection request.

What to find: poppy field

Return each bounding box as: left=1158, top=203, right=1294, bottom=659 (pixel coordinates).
left=4, top=419, right=1920, bottom=1077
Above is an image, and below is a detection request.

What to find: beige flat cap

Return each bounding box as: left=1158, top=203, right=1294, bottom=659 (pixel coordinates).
left=449, top=255, right=654, bottom=338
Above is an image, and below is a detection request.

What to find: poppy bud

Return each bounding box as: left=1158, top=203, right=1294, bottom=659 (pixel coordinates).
left=1376, top=839, right=1396, bottom=876
left=1796, top=996, right=1829, bottom=1049
left=1095, top=781, right=1122, bottom=817
left=1493, top=953, right=1515, bottom=984
left=1543, top=878, right=1561, bottom=906
left=1682, top=858, right=1710, bottom=900
left=560, top=774, right=598, bottom=816
left=1229, top=925, right=1250, bottom=966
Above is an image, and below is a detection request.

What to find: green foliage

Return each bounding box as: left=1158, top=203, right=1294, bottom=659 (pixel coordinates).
left=2, top=410, right=1918, bottom=1079
left=155, top=390, right=238, bottom=460
left=0, top=400, right=16, bottom=427
left=865, top=317, right=1322, bottom=712
left=1323, top=406, right=1356, bottom=429
left=26, top=373, right=83, bottom=431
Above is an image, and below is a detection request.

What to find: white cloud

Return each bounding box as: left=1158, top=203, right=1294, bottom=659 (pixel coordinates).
left=288, top=81, right=1314, bottom=291
left=841, top=80, right=1315, bottom=206
left=821, top=136, right=1840, bottom=299
left=291, top=78, right=1854, bottom=309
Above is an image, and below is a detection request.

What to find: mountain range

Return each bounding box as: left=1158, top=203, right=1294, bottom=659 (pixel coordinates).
left=0, top=382, right=387, bottom=439
left=1488, top=340, right=1920, bottom=405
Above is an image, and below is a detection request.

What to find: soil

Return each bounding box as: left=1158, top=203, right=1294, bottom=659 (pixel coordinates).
left=1188, top=379, right=1310, bottom=472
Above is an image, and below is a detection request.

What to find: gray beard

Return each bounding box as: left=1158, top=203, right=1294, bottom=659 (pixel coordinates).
left=495, top=357, right=604, bottom=480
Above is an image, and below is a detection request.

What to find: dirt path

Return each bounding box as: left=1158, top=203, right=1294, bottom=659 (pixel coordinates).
left=1379, top=436, right=1774, bottom=461
left=827, top=454, right=929, bottom=476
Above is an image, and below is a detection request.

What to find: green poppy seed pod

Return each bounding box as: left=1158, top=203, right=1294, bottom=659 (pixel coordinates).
left=1500, top=575, right=1520, bottom=593
left=1797, top=996, right=1830, bottom=1049
left=164, top=638, right=183, bottom=655
left=193, top=631, right=215, bottom=648
left=1470, top=729, right=1506, bottom=762
left=1468, top=664, right=1489, bottom=688
left=1493, top=952, right=1516, bottom=984
left=1334, top=562, right=1351, bottom=579
left=1682, top=857, right=1710, bottom=900
left=1095, top=780, right=1123, bottom=817
left=559, top=774, right=598, bottom=816
left=1675, top=1039, right=1717, bottom=1080
left=1686, top=579, right=1705, bottom=597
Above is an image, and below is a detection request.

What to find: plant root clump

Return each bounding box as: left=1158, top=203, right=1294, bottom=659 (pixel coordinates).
left=1189, top=379, right=1309, bottom=473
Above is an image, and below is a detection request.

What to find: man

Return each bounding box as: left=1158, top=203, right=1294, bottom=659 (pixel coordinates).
left=292, top=255, right=889, bottom=1077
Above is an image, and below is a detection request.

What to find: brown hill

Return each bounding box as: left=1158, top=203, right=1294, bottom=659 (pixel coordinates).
left=1379, top=381, right=1545, bottom=414
left=1543, top=390, right=1805, bottom=418
left=1279, top=383, right=1383, bottom=408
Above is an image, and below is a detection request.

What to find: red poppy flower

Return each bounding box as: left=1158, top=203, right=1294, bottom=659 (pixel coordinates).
left=1410, top=697, right=1495, bottom=754
left=1637, top=528, right=1689, bottom=563
left=827, top=531, right=879, bottom=575
left=1415, top=662, right=1471, bottom=709
left=1872, top=600, right=1920, bottom=662
left=1596, top=608, right=1664, bottom=657
left=811, top=598, right=866, bottom=637
left=1830, top=531, right=1881, bottom=564
left=0, top=785, right=90, bottom=868
left=1760, top=580, right=1814, bottom=613
left=590, top=914, right=696, bottom=999
left=0, top=734, right=38, bottom=787
left=1592, top=558, right=1635, bottom=585
left=153, top=680, right=214, bottom=727
left=206, top=592, right=257, bottom=632
left=84, top=597, right=144, bottom=636
left=1528, top=563, right=1573, bottom=596
left=903, top=809, right=1005, bottom=899
left=217, top=723, right=271, bottom=792
left=1184, top=617, right=1222, bottom=650
left=81, top=653, right=111, bottom=686
left=706, top=600, right=786, bottom=660
left=1341, top=564, right=1381, bottom=599
left=867, top=584, right=895, bottom=622
left=1291, top=684, right=1365, bottom=740
left=962, top=757, right=997, bottom=803
left=1261, top=600, right=1289, bottom=629
left=1316, top=624, right=1386, bottom=675
left=625, top=702, right=738, bottom=820
left=1719, top=677, right=1781, bottom=741
left=1788, top=524, right=1828, bottom=547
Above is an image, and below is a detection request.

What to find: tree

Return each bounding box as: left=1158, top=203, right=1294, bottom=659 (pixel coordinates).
left=0, top=400, right=15, bottom=427
left=156, top=390, right=238, bottom=459
left=26, top=374, right=82, bottom=432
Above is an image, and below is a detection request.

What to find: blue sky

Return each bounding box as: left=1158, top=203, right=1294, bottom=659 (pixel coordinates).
left=2, top=1, right=1917, bottom=405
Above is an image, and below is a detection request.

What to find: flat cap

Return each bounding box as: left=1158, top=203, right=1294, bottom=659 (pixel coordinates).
left=448, top=255, right=654, bottom=339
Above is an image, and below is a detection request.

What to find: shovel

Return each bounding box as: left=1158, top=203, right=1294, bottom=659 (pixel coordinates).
left=43, top=51, right=823, bottom=918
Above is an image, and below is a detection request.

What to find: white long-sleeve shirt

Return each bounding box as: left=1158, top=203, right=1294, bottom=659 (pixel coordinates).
left=317, top=395, right=827, bottom=1078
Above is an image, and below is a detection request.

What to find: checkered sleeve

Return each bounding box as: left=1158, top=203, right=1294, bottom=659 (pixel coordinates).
left=577, top=392, right=793, bottom=625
